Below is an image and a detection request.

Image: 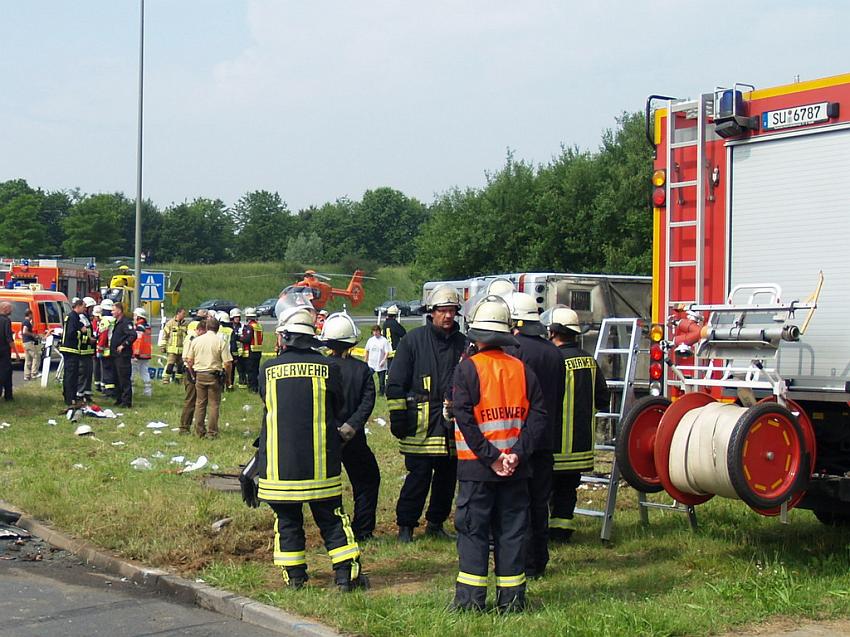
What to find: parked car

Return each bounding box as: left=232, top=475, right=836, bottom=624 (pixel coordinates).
left=373, top=300, right=411, bottom=317
left=408, top=299, right=425, bottom=315
left=189, top=299, right=238, bottom=317
left=255, top=297, right=278, bottom=317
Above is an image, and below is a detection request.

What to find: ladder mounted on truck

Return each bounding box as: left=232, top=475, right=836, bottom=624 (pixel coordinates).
left=574, top=318, right=644, bottom=541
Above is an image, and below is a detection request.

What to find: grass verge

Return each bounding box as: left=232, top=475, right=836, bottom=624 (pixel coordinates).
left=1, top=378, right=850, bottom=636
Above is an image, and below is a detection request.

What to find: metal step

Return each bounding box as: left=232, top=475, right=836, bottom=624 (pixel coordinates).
left=573, top=507, right=605, bottom=518
left=581, top=476, right=610, bottom=485
left=670, top=139, right=698, bottom=149
left=669, top=220, right=697, bottom=228
left=597, top=348, right=632, bottom=355
left=669, top=179, right=697, bottom=189
left=596, top=412, right=622, bottom=420
left=670, top=260, right=697, bottom=267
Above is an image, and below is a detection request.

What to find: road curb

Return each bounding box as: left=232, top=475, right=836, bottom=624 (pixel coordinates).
left=0, top=501, right=342, bottom=637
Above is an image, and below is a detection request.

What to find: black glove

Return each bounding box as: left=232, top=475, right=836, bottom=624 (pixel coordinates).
left=338, top=423, right=356, bottom=443
left=390, top=409, right=409, bottom=439
left=239, top=453, right=260, bottom=509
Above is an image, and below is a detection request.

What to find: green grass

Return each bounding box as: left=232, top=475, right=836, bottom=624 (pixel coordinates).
left=126, top=262, right=420, bottom=316
left=2, top=378, right=850, bottom=636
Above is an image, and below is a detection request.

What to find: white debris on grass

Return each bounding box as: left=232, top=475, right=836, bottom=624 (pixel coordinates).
left=180, top=455, right=208, bottom=473
left=138, top=431, right=146, bottom=437
left=0, top=422, right=10, bottom=429
left=146, top=421, right=169, bottom=429
left=47, top=419, right=57, bottom=426
left=117, top=423, right=126, bottom=429
left=170, top=456, right=185, bottom=464
left=130, top=457, right=152, bottom=470
left=242, top=404, right=252, bottom=412
left=72, top=463, right=87, bottom=470
left=170, top=428, right=179, bottom=432
left=151, top=451, right=165, bottom=459
left=153, top=430, right=162, bottom=435
left=111, top=441, right=126, bottom=447
left=364, top=427, right=371, bottom=435
left=210, top=517, right=232, bottom=533
left=374, top=417, right=387, bottom=427
left=164, top=441, right=178, bottom=447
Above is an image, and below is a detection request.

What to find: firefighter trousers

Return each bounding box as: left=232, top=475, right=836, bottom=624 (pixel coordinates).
left=454, top=479, right=529, bottom=611
left=76, top=355, right=93, bottom=400
left=114, top=355, right=133, bottom=407
left=396, top=454, right=456, bottom=528
left=341, top=431, right=381, bottom=540
left=524, top=451, right=553, bottom=576
left=550, top=471, right=582, bottom=539
left=100, top=357, right=115, bottom=397
left=62, top=353, right=80, bottom=406
left=235, top=356, right=248, bottom=387
left=268, top=496, right=361, bottom=581
left=247, top=352, right=261, bottom=393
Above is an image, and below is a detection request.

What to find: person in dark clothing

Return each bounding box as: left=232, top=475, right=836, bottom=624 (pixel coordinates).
left=110, top=302, right=137, bottom=408
left=544, top=306, right=610, bottom=542
left=382, top=305, right=407, bottom=369
left=504, top=292, right=565, bottom=578
left=387, top=285, right=466, bottom=543
left=321, top=312, right=381, bottom=541
left=0, top=302, right=18, bottom=401
left=257, top=307, right=367, bottom=591
left=451, top=294, right=547, bottom=612
left=59, top=298, right=90, bottom=406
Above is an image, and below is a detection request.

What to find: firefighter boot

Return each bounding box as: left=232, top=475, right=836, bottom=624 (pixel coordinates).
left=334, top=560, right=370, bottom=593
left=397, top=525, right=414, bottom=543
left=549, top=528, right=574, bottom=544
left=282, top=566, right=308, bottom=590
left=450, top=582, right=487, bottom=612
left=425, top=521, right=455, bottom=540
left=496, top=585, right=527, bottom=613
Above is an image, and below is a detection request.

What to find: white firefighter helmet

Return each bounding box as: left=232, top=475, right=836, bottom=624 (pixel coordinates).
left=486, top=278, right=515, bottom=297
left=82, top=296, right=97, bottom=308
left=229, top=307, right=242, bottom=319
left=276, top=307, right=317, bottom=335
left=73, top=424, right=93, bottom=436
left=216, top=310, right=229, bottom=323
left=133, top=307, right=147, bottom=319
left=100, top=299, right=114, bottom=312
left=71, top=296, right=81, bottom=305
left=92, top=305, right=102, bottom=317
left=244, top=307, right=257, bottom=318
left=507, top=292, right=539, bottom=322
left=321, top=312, right=359, bottom=345
left=541, top=305, right=581, bottom=334
left=427, top=284, right=461, bottom=312
left=466, top=295, right=517, bottom=347
left=387, top=304, right=400, bottom=316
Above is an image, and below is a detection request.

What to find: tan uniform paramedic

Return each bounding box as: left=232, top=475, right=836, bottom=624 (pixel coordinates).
left=183, top=317, right=233, bottom=439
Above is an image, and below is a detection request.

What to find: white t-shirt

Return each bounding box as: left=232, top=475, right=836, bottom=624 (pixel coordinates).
left=364, top=335, right=392, bottom=371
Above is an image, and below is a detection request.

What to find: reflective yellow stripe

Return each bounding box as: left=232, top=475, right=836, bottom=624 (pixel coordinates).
left=258, top=483, right=343, bottom=502
left=457, top=572, right=488, bottom=587
left=495, top=574, right=526, bottom=587
left=563, top=365, right=574, bottom=456
left=312, top=376, right=326, bottom=480
left=550, top=517, right=577, bottom=530
left=328, top=543, right=361, bottom=564
left=273, top=551, right=307, bottom=566
left=387, top=398, right=406, bottom=411
left=265, top=372, right=278, bottom=481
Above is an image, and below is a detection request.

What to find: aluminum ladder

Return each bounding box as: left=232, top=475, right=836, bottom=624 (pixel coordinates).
left=664, top=93, right=713, bottom=311
left=574, top=318, right=643, bottom=541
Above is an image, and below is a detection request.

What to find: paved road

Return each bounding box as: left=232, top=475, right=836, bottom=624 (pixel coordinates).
left=0, top=537, right=282, bottom=637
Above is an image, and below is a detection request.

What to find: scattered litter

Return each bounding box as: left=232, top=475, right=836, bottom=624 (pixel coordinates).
left=164, top=441, right=178, bottom=447
left=195, top=578, right=205, bottom=583
left=225, top=422, right=230, bottom=427
left=0, top=523, right=30, bottom=539
left=0, top=422, right=10, bottom=429
left=180, top=455, right=208, bottom=473
left=120, top=577, right=128, bottom=582
left=72, top=463, right=87, bottom=470
left=47, top=419, right=57, bottom=426
left=151, top=451, right=165, bottom=459
left=210, top=517, right=232, bottom=533
left=74, top=424, right=94, bottom=437
left=242, top=430, right=251, bottom=436
left=242, top=404, right=252, bottom=412
left=153, top=430, right=162, bottom=435
left=111, top=441, right=126, bottom=447
left=66, top=408, right=81, bottom=422
left=146, top=421, right=169, bottom=429
left=130, top=457, right=152, bottom=470
left=170, top=456, right=185, bottom=464
left=170, top=428, right=179, bottom=432
left=364, top=427, right=371, bottom=435
left=138, top=431, right=146, bottom=437
left=117, top=423, right=126, bottom=429
left=210, top=464, right=219, bottom=470
left=81, top=405, right=117, bottom=419
left=374, top=417, right=387, bottom=427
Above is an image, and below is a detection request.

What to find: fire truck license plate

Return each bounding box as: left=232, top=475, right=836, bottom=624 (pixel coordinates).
left=761, top=102, right=829, bottom=131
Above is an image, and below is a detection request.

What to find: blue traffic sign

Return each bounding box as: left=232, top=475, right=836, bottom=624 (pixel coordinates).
left=139, top=271, right=165, bottom=301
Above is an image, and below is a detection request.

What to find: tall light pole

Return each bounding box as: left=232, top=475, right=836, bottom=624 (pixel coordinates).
left=133, top=0, right=145, bottom=305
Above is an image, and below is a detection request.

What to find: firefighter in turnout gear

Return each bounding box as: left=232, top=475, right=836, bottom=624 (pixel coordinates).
left=542, top=306, right=609, bottom=542
left=387, top=284, right=466, bottom=543
left=257, top=308, right=367, bottom=591
left=131, top=307, right=153, bottom=397
left=162, top=308, right=187, bottom=384
left=216, top=311, right=235, bottom=389
left=451, top=295, right=547, bottom=612
left=230, top=307, right=251, bottom=388
left=59, top=298, right=92, bottom=406
left=504, top=292, right=565, bottom=578
left=382, top=305, right=406, bottom=366
left=244, top=307, right=263, bottom=393
left=321, top=312, right=381, bottom=541
left=97, top=299, right=117, bottom=397
left=77, top=297, right=98, bottom=402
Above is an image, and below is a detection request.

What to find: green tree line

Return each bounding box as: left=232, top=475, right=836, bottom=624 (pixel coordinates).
left=0, top=113, right=651, bottom=280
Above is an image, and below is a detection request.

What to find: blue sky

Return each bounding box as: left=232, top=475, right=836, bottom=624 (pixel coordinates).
left=1, top=1, right=848, bottom=210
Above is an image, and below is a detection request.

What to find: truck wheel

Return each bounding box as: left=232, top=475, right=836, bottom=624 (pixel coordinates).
left=615, top=396, right=670, bottom=493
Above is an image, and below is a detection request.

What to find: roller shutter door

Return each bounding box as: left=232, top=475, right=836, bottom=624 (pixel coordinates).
left=729, top=126, right=850, bottom=391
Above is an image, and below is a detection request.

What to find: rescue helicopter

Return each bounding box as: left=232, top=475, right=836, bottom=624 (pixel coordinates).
left=276, top=269, right=370, bottom=315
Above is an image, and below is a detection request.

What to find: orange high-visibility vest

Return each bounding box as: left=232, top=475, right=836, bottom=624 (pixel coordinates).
left=133, top=319, right=152, bottom=359
left=249, top=319, right=263, bottom=348
left=455, top=349, right=529, bottom=461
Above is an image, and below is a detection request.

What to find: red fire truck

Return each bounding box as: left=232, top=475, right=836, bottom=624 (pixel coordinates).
left=1, top=258, right=100, bottom=300
left=616, top=73, right=850, bottom=525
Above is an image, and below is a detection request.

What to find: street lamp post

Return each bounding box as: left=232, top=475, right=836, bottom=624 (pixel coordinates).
left=133, top=0, right=145, bottom=306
